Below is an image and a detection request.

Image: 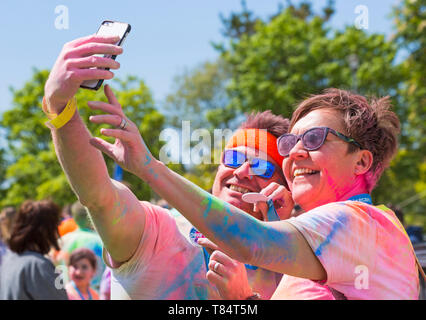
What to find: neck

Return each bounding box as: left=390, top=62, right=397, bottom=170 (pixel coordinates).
left=335, top=175, right=369, bottom=202
left=301, top=176, right=369, bottom=212
left=74, top=282, right=89, bottom=295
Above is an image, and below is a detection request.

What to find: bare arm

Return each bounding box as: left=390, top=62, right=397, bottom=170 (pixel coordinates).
left=44, top=35, right=145, bottom=263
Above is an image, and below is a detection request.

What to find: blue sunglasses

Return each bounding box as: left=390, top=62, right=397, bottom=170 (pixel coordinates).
left=223, top=150, right=276, bottom=179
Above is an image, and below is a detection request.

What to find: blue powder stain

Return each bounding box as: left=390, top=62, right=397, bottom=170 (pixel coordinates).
left=144, top=155, right=151, bottom=166
left=314, top=213, right=348, bottom=256
left=148, top=168, right=158, bottom=179
left=223, top=216, right=229, bottom=226
left=158, top=250, right=207, bottom=299
left=227, top=223, right=240, bottom=235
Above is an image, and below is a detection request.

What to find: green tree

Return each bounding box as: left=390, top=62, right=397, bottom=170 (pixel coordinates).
left=0, top=70, right=167, bottom=207
left=164, top=59, right=235, bottom=130
left=374, top=0, right=426, bottom=227
left=222, top=10, right=402, bottom=119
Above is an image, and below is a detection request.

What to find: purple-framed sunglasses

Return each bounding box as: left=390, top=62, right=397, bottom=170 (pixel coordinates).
left=277, top=126, right=362, bottom=157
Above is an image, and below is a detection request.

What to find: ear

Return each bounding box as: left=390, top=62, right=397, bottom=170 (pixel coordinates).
left=354, top=150, right=373, bottom=175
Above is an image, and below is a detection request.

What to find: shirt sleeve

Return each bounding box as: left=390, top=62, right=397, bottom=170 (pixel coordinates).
left=286, top=202, right=377, bottom=285
left=102, top=201, right=186, bottom=273
left=25, top=257, right=68, bottom=300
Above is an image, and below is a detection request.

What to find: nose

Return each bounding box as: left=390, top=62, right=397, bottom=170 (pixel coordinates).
left=233, top=161, right=252, bottom=179
left=288, top=139, right=309, bottom=161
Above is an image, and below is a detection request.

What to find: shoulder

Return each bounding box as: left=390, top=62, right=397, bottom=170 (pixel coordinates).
left=90, top=287, right=100, bottom=300
left=4, top=251, right=55, bottom=278
left=22, top=252, right=55, bottom=270
left=300, top=201, right=375, bottom=224
left=139, top=201, right=176, bottom=224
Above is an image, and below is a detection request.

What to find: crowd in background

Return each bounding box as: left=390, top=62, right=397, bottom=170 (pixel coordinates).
left=0, top=199, right=111, bottom=300
left=0, top=196, right=424, bottom=300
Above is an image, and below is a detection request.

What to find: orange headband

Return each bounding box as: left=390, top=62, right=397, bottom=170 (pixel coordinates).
left=225, top=129, right=284, bottom=167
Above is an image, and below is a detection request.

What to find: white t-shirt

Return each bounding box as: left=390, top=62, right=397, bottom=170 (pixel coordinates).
left=104, top=202, right=281, bottom=300
left=285, top=201, right=419, bottom=299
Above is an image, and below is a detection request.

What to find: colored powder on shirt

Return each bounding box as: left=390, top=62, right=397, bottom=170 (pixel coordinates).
left=315, top=213, right=348, bottom=256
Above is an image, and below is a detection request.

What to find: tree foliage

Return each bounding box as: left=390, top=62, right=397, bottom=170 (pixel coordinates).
left=374, top=0, right=426, bottom=226
left=164, top=1, right=425, bottom=225
left=0, top=71, right=166, bottom=207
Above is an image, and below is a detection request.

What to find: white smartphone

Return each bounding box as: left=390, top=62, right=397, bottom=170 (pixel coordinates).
left=80, top=20, right=131, bottom=90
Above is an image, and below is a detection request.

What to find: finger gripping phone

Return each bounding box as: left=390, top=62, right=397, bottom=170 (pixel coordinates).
left=80, top=20, right=131, bottom=90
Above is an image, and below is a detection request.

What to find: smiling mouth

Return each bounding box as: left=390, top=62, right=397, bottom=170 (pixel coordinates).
left=293, top=168, right=320, bottom=178
left=227, top=184, right=251, bottom=194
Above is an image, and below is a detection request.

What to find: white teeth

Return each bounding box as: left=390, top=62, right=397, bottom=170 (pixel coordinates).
left=229, top=185, right=250, bottom=194
left=293, top=168, right=318, bottom=177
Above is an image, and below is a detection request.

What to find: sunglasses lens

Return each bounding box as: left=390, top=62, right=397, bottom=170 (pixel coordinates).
left=250, top=158, right=275, bottom=178
left=223, top=150, right=245, bottom=168
left=303, top=128, right=326, bottom=150
left=224, top=150, right=275, bottom=178
left=278, top=134, right=297, bottom=156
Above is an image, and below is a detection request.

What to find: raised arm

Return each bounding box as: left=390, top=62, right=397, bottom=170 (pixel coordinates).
left=44, top=35, right=145, bottom=263
left=89, top=91, right=326, bottom=280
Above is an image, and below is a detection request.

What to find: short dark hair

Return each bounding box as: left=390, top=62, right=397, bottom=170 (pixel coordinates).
left=239, top=110, right=290, bottom=138
left=8, top=200, right=61, bottom=255
left=69, top=248, right=97, bottom=270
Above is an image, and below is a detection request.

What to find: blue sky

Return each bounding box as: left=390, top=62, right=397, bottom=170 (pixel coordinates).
left=0, top=0, right=400, bottom=115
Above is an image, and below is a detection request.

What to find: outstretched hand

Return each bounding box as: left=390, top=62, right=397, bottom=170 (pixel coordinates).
left=88, top=85, right=152, bottom=177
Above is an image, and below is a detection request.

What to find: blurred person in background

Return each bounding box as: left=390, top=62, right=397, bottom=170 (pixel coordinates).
left=99, top=267, right=112, bottom=300
left=58, top=203, right=78, bottom=237
left=65, top=248, right=99, bottom=300
left=0, top=207, right=17, bottom=265
left=57, top=201, right=105, bottom=291
left=0, top=200, right=68, bottom=300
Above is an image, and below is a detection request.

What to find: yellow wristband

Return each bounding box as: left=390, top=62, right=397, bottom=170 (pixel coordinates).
left=43, top=97, right=77, bottom=130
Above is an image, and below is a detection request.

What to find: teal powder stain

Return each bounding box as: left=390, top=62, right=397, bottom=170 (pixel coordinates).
left=144, top=155, right=151, bottom=166
left=148, top=168, right=158, bottom=179
left=223, top=216, right=229, bottom=227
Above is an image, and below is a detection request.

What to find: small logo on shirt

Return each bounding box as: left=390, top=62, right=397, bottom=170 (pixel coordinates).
left=189, top=227, right=206, bottom=247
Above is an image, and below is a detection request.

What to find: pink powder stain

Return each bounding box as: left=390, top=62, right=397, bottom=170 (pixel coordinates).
left=323, top=168, right=350, bottom=201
